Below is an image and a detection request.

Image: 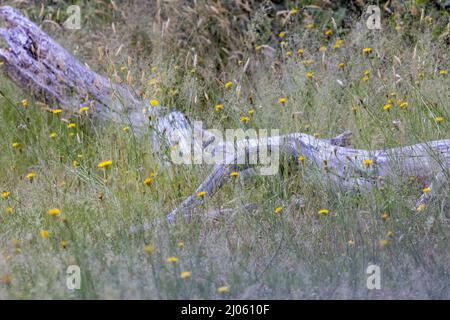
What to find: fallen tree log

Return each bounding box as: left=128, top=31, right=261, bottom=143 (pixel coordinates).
left=0, top=6, right=448, bottom=224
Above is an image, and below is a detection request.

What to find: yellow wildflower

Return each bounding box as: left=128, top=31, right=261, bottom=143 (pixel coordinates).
left=324, top=29, right=333, bottom=37
left=215, top=104, right=224, bottom=111
left=230, top=172, right=239, bottom=177
left=166, top=256, right=178, bottom=263
left=180, top=271, right=191, bottom=279
left=439, top=69, right=447, bottom=75
left=225, top=81, right=233, bottom=89
left=240, top=116, right=250, bottom=123
left=435, top=117, right=444, bottom=123
left=97, top=160, right=113, bottom=169
left=144, top=244, right=154, bottom=254
left=196, top=191, right=206, bottom=198
left=306, top=71, right=314, bottom=79
left=381, top=212, right=390, bottom=221
left=278, top=31, right=286, bottom=39
left=278, top=97, right=287, bottom=105
left=383, top=104, right=392, bottom=111
left=362, top=47, right=373, bottom=55
left=1, top=191, right=10, bottom=200
left=5, top=207, right=13, bottom=215
left=49, top=132, right=58, bottom=139
left=79, top=106, right=89, bottom=113
left=217, top=286, right=229, bottom=293
left=150, top=99, right=159, bottom=107
left=48, top=208, right=61, bottom=216
left=297, top=49, right=304, bottom=55
left=21, top=99, right=28, bottom=108
left=39, top=229, right=49, bottom=238
left=338, top=63, right=345, bottom=69
left=60, top=240, right=68, bottom=249
left=362, top=159, right=373, bottom=167
left=51, top=109, right=62, bottom=115
left=274, top=207, right=283, bottom=214
left=379, top=239, right=389, bottom=248
left=318, top=209, right=329, bottom=215
left=143, top=178, right=152, bottom=186
left=422, top=187, right=430, bottom=193
left=26, top=172, right=36, bottom=181
left=67, top=123, right=76, bottom=129
left=122, top=126, right=129, bottom=133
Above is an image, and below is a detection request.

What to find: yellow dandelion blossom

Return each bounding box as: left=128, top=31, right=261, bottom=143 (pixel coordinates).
left=144, top=244, right=154, bottom=254
left=383, top=104, right=392, bottom=111
left=278, top=31, right=286, bottom=39
left=217, top=286, right=229, bottom=293
left=386, top=230, right=394, bottom=238
left=230, top=171, right=239, bottom=177
left=1, top=191, right=10, bottom=200
left=47, top=208, right=61, bottom=216
left=362, top=47, right=373, bottom=55
left=67, top=123, right=76, bottom=129
left=143, top=177, right=152, bottom=186
left=122, top=126, right=129, bottom=133
left=318, top=209, right=329, bottom=216
left=333, top=39, right=344, bottom=49
left=39, top=229, right=49, bottom=238
left=215, top=104, right=224, bottom=111
left=416, top=204, right=426, bottom=212
left=435, top=116, right=444, bottom=123
left=347, top=240, right=355, bottom=246
left=278, top=97, right=287, bottom=105
left=166, top=256, right=178, bottom=263
left=248, top=109, right=255, bottom=116
left=422, top=187, right=430, bottom=193
left=338, top=62, right=345, bottom=69
left=298, top=155, right=305, bottom=163
left=290, top=8, right=299, bottom=15
left=225, top=81, right=233, bottom=89
left=51, top=109, right=62, bottom=115
left=439, top=69, right=447, bottom=75
left=21, top=99, right=28, bottom=108
left=5, top=207, right=13, bottom=215
left=399, top=101, right=408, bottom=109
left=11, top=142, right=20, bottom=149
left=196, top=191, right=206, bottom=198
left=379, top=239, right=389, bottom=248
left=49, top=132, right=58, bottom=139
left=324, top=29, right=333, bottom=37
left=274, top=206, right=283, bottom=214
left=362, top=159, right=373, bottom=167
left=177, top=241, right=184, bottom=248
left=319, top=45, right=326, bottom=52
left=380, top=212, right=390, bottom=221
left=306, top=71, right=314, bottom=79
left=79, top=106, right=89, bottom=113
left=240, top=116, right=250, bottom=123
left=150, top=99, right=159, bottom=107
left=97, top=160, right=113, bottom=169
left=26, top=172, right=36, bottom=181
left=286, top=51, right=292, bottom=57
left=180, top=271, right=191, bottom=279
left=297, top=48, right=304, bottom=55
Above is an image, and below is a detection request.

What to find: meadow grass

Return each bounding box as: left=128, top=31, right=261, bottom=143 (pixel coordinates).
left=0, top=1, right=448, bottom=299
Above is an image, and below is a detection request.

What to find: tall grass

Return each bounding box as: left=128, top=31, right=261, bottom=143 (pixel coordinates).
left=0, top=0, right=448, bottom=299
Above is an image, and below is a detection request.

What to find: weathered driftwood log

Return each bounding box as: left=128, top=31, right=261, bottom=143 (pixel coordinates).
left=167, top=133, right=449, bottom=222
left=0, top=5, right=202, bottom=156
left=0, top=6, right=448, bottom=224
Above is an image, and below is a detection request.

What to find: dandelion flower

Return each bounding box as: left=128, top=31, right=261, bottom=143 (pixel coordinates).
left=143, top=177, right=152, bottom=186
left=278, top=97, right=287, bottom=105
left=21, top=99, right=28, bottom=108
left=362, top=159, right=373, bottom=167
left=274, top=207, right=283, bottom=214
left=166, top=256, right=178, bottom=263
left=122, top=126, right=129, bottom=133
left=379, top=239, right=388, bottom=248
left=297, top=49, right=304, bottom=55
left=11, top=142, right=20, bottom=149
left=422, top=187, right=430, bottom=193
left=150, top=99, right=159, bottom=107
left=215, top=104, right=224, bottom=111
left=196, top=191, right=206, bottom=198
left=380, top=212, right=390, bottom=221
left=39, top=229, right=49, bottom=238
left=5, top=207, right=13, bottom=215
left=248, top=109, right=255, bottom=116
left=290, top=8, right=299, bottom=15
left=348, top=240, right=355, bottom=246
left=217, top=286, right=229, bottom=293
left=306, top=23, right=314, bottom=30
left=439, top=70, right=447, bottom=76
left=144, top=244, right=154, bottom=254
left=49, top=132, right=58, bottom=139
left=298, top=155, right=305, bottom=163
left=318, top=209, right=329, bottom=216
left=26, top=172, right=36, bottom=181
left=60, top=240, right=68, bottom=249
left=278, top=31, right=286, bottom=39
left=416, top=204, right=426, bottom=212
left=97, top=160, right=113, bottom=169
left=306, top=72, right=314, bottom=79
left=1, top=191, right=10, bottom=200
left=319, top=45, right=326, bottom=52
left=324, top=29, right=333, bottom=37
left=362, top=47, right=373, bottom=55
left=67, top=123, right=76, bottom=129
left=51, top=109, right=62, bottom=115
left=386, top=230, right=394, bottom=238
left=230, top=171, right=239, bottom=177
left=48, top=208, right=61, bottom=216
left=286, top=51, right=292, bottom=57
left=79, top=106, right=89, bottom=113
left=240, top=116, right=250, bottom=123
left=225, top=81, right=233, bottom=89
left=338, top=63, right=345, bottom=69
left=383, top=104, right=392, bottom=111
left=177, top=241, right=184, bottom=248
left=435, top=117, right=444, bottom=123
left=180, top=271, right=191, bottom=279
